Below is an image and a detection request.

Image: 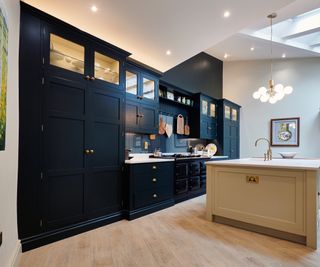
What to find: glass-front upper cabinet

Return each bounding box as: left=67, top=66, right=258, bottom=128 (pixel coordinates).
left=94, top=52, right=119, bottom=85
left=142, top=77, right=155, bottom=100
left=209, top=103, right=216, bottom=118
left=126, top=71, right=138, bottom=96
left=201, top=99, right=208, bottom=116
left=50, top=34, right=85, bottom=75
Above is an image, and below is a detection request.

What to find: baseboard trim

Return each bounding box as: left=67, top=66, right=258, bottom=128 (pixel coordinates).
left=123, top=199, right=175, bottom=220
left=213, top=215, right=306, bottom=245
left=11, top=240, right=22, bottom=267
left=21, top=211, right=123, bottom=252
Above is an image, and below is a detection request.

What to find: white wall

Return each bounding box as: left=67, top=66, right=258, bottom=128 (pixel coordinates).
left=0, top=0, right=20, bottom=266
left=223, top=58, right=320, bottom=158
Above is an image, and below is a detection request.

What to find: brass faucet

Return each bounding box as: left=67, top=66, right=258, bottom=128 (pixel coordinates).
left=255, top=138, right=272, bottom=161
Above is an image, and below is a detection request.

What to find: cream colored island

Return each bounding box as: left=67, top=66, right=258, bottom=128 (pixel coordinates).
left=206, top=158, right=320, bottom=249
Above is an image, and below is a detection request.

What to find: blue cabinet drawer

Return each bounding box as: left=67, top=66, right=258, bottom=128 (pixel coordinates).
left=132, top=162, right=173, bottom=175
left=134, top=186, right=173, bottom=209
left=133, top=172, right=173, bottom=190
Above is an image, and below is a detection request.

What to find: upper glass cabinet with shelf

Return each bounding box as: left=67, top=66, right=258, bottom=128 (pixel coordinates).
left=210, top=103, right=216, bottom=117
left=201, top=100, right=208, bottom=115
left=126, top=71, right=138, bottom=95
left=50, top=34, right=85, bottom=74
left=231, top=108, right=238, bottom=121
left=142, top=78, right=155, bottom=100
left=94, top=52, right=119, bottom=85
left=225, top=106, right=231, bottom=119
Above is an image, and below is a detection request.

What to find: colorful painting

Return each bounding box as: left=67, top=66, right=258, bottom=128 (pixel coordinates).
left=0, top=6, right=8, bottom=151
left=270, top=118, right=300, bottom=147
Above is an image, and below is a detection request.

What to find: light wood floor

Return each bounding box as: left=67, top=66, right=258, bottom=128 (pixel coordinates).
left=20, top=196, right=320, bottom=267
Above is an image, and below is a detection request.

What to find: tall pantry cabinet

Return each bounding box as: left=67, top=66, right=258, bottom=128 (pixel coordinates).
left=18, top=3, right=130, bottom=250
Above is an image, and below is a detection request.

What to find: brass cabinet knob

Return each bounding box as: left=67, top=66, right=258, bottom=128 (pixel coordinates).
left=90, top=76, right=96, bottom=81
left=90, top=149, right=95, bottom=154
left=84, top=149, right=90, bottom=154
left=84, top=75, right=90, bottom=80
left=140, top=114, right=144, bottom=118
left=153, top=194, right=157, bottom=198
left=152, top=165, right=157, bottom=170
left=152, top=178, right=157, bottom=182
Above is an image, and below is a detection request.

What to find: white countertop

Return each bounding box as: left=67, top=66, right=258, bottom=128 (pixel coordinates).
left=206, top=158, right=320, bottom=170
left=125, top=158, right=175, bottom=164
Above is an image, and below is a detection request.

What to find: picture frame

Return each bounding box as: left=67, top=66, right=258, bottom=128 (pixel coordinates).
left=270, top=117, right=300, bottom=147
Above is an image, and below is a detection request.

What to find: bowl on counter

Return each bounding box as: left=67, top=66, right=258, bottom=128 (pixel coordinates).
left=278, top=152, right=298, bottom=159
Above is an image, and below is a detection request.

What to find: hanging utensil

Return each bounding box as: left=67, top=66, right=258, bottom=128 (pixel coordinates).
left=176, top=114, right=184, bottom=135
left=184, top=116, right=190, bottom=136
left=159, top=114, right=166, bottom=135
left=165, top=116, right=173, bottom=138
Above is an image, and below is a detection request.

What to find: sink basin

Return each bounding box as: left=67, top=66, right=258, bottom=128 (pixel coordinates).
left=278, top=152, right=298, bottom=159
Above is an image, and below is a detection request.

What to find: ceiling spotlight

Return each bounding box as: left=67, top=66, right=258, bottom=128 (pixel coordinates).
left=282, top=53, right=286, bottom=58
left=166, top=50, right=172, bottom=56
left=91, top=5, right=98, bottom=12
left=224, top=53, right=229, bottom=59
left=224, top=11, right=230, bottom=18
left=250, top=47, right=255, bottom=51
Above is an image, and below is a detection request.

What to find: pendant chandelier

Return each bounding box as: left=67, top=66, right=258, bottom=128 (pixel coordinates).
left=252, top=13, right=293, bottom=104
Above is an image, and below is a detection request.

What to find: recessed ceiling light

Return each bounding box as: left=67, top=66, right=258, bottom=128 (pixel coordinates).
left=224, top=53, right=229, bottom=59
left=224, top=11, right=230, bottom=18
left=166, top=50, right=172, bottom=56
left=282, top=53, right=286, bottom=58
left=250, top=47, right=255, bottom=51
left=91, top=5, right=98, bottom=12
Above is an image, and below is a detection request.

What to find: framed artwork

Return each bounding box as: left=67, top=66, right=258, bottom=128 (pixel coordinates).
left=270, top=117, right=300, bottom=146
left=0, top=6, right=8, bottom=151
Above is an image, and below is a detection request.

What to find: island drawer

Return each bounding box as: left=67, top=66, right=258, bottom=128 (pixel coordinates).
left=134, top=186, right=173, bottom=209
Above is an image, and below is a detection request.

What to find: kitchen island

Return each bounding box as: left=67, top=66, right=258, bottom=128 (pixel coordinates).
left=206, top=158, right=320, bottom=249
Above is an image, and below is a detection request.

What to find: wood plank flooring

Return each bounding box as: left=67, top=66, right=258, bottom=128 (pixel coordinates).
left=19, top=196, right=320, bottom=267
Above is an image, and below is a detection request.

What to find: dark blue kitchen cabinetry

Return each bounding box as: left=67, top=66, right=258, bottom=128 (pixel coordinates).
left=18, top=3, right=129, bottom=251
left=124, top=162, right=175, bottom=220
left=191, top=93, right=218, bottom=140
left=125, top=59, right=161, bottom=134
left=217, top=99, right=241, bottom=159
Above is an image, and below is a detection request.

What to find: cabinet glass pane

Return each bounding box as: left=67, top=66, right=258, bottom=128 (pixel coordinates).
left=201, top=100, right=208, bottom=115
left=94, top=52, right=119, bottom=85
left=50, top=34, right=84, bottom=74
left=225, top=106, right=231, bottom=119
left=232, top=109, right=238, bottom=121
left=126, top=71, right=138, bottom=95
left=210, top=103, right=216, bottom=117
left=142, top=78, right=155, bottom=99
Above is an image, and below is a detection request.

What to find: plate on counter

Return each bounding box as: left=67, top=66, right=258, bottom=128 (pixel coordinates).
left=205, top=143, right=217, bottom=156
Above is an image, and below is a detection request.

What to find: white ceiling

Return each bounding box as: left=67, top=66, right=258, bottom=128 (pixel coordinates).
left=207, top=0, right=320, bottom=61
left=22, top=0, right=295, bottom=71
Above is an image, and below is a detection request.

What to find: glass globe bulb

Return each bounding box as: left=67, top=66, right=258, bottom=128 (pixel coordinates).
left=274, top=84, right=284, bottom=93
left=260, top=94, right=270, bottom=103
left=269, top=96, right=277, bottom=104
left=275, top=91, right=285, bottom=100
left=252, top=91, right=261, bottom=99
left=258, top=87, right=267, bottom=95
left=284, top=86, right=293, bottom=95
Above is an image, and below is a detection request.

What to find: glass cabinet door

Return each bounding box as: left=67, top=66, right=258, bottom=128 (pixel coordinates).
left=231, top=108, right=238, bottom=121
left=225, top=106, right=231, bottom=119
left=209, top=103, right=216, bottom=118
left=201, top=100, right=208, bottom=115
left=126, top=71, right=138, bottom=95
left=142, top=77, right=155, bottom=100
left=50, top=34, right=85, bottom=74
left=94, top=52, right=119, bottom=85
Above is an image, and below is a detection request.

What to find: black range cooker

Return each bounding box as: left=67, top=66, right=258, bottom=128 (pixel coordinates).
left=150, top=153, right=209, bottom=203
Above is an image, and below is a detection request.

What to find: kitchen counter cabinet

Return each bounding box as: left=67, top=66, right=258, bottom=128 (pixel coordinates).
left=124, top=162, right=174, bottom=220
left=206, top=158, right=320, bottom=249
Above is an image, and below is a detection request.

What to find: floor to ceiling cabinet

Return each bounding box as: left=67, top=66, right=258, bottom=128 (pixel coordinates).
left=18, top=3, right=129, bottom=250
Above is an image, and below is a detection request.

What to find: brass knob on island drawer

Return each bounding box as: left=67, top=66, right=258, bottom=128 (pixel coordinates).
left=84, top=149, right=90, bottom=154
left=246, top=175, right=259, bottom=184
left=90, top=149, right=95, bottom=154
left=153, top=194, right=157, bottom=198
left=152, top=165, right=157, bottom=170
left=84, top=75, right=90, bottom=80
left=90, top=76, right=96, bottom=81
left=152, top=178, right=157, bottom=182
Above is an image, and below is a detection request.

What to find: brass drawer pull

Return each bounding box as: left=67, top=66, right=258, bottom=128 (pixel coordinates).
left=152, top=178, right=157, bottom=182
left=246, top=175, right=259, bottom=184
left=153, top=194, right=158, bottom=198
left=152, top=165, right=157, bottom=170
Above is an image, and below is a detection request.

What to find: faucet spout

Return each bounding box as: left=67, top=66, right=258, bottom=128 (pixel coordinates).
left=254, top=137, right=272, bottom=161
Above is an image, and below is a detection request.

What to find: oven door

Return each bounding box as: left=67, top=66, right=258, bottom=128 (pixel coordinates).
left=175, top=163, right=188, bottom=179
left=175, top=178, right=188, bottom=195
